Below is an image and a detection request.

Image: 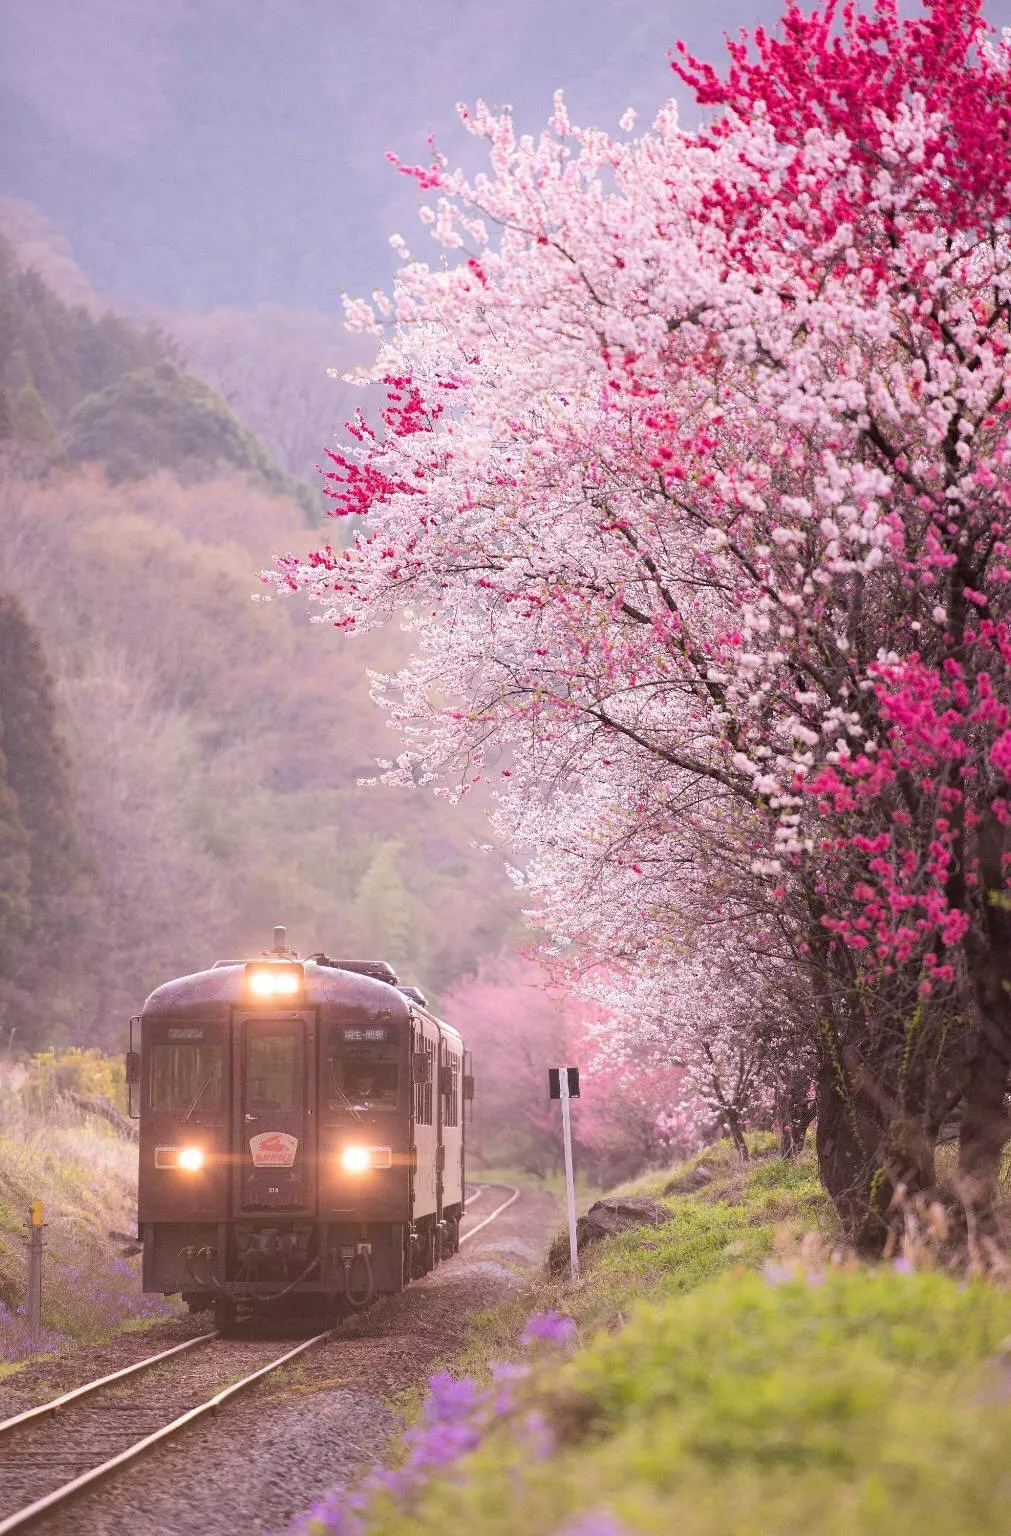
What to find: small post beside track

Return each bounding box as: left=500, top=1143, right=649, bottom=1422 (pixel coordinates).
left=27, top=1201, right=43, bottom=1341
left=548, top=1067, right=581, bottom=1283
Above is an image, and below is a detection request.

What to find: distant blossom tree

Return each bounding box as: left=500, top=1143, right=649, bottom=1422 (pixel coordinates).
left=442, top=953, right=690, bottom=1181
left=281, top=0, right=1011, bottom=1251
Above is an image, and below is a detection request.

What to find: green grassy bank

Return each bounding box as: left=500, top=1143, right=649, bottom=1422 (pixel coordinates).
left=0, top=1055, right=175, bottom=1366
left=318, top=1139, right=1011, bottom=1536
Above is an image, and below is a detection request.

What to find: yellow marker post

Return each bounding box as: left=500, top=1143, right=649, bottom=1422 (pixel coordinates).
left=30, top=1199, right=43, bottom=1227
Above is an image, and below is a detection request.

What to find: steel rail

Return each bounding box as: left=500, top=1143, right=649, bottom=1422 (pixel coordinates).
left=459, top=1185, right=520, bottom=1243
left=0, top=1330, right=332, bottom=1535
left=0, top=1188, right=522, bottom=1531
left=0, top=1331, right=217, bottom=1438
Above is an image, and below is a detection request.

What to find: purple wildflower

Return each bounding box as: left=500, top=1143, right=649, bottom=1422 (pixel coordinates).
left=405, top=1415, right=484, bottom=1471
left=420, top=1370, right=487, bottom=1425
left=515, top=1408, right=555, bottom=1460
left=555, top=1512, right=632, bottom=1536
left=519, top=1310, right=578, bottom=1348
left=893, top=1255, right=915, bottom=1275
left=490, top=1358, right=530, bottom=1413
left=286, top=1486, right=365, bottom=1536
left=388, top=1371, right=493, bottom=1489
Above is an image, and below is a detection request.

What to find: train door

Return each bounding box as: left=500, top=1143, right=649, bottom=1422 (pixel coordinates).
left=411, top=1014, right=438, bottom=1220
left=438, top=1031, right=464, bottom=1225
left=234, top=1012, right=316, bottom=1212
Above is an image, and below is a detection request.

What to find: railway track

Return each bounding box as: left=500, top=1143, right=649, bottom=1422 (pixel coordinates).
left=0, top=1183, right=519, bottom=1533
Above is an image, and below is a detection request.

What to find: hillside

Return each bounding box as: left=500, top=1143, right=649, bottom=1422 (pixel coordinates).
left=0, top=231, right=522, bottom=1050
left=290, top=1142, right=1011, bottom=1536
left=0, top=231, right=319, bottom=516
left=0, top=1056, right=169, bottom=1364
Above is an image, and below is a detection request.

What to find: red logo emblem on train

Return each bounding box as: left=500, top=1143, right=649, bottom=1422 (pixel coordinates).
left=249, top=1131, right=298, bottom=1168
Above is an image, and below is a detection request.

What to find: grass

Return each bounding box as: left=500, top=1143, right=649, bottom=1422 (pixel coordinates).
left=305, top=1137, right=1011, bottom=1536
left=0, top=1060, right=178, bottom=1366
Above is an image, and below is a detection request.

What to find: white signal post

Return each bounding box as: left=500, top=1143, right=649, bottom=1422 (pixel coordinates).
left=557, top=1069, right=580, bottom=1283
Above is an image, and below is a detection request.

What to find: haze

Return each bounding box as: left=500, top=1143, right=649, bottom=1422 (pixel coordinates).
left=0, top=0, right=858, bottom=311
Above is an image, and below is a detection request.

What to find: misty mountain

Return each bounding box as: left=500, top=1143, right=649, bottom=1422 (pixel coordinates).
left=0, top=0, right=797, bottom=313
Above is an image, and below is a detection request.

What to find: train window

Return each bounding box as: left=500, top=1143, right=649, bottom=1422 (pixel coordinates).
left=414, top=1037, right=434, bottom=1126
left=246, top=1033, right=301, bottom=1111
left=327, top=1057, right=398, bottom=1112
left=443, top=1055, right=460, bottom=1128
left=150, top=1039, right=222, bottom=1113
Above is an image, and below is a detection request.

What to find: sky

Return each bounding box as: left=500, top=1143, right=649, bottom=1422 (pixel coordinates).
left=3, top=1, right=1011, bottom=317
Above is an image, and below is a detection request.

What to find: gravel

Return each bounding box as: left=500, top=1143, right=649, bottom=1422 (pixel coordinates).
left=5, top=1185, right=560, bottom=1536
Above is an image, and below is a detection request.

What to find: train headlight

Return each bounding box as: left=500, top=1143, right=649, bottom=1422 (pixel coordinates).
left=245, top=962, right=303, bottom=1000
left=340, top=1146, right=392, bottom=1173
left=155, top=1145, right=206, bottom=1171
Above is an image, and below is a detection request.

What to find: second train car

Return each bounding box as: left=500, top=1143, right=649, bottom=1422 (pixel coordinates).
left=127, top=932, right=473, bottom=1328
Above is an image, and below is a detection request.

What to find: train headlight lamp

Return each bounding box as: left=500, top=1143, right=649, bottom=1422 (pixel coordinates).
left=245, top=962, right=303, bottom=1000
left=340, top=1145, right=392, bottom=1174
left=155, top=1145, right=206, bottom=1171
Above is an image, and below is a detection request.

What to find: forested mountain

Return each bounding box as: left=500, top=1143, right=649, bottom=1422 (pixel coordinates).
left=0, top=232, right=319, bottom=515
left=0, top=231, right=521, bottom=1049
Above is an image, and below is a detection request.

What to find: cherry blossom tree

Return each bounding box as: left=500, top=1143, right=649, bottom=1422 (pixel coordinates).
left=441, top=952, right=692, bottom=1181
left=281, top=0, right=1011, bottom=1250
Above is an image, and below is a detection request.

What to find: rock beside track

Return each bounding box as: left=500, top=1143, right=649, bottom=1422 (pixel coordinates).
left=548, top=1195, right=671, bottom=1274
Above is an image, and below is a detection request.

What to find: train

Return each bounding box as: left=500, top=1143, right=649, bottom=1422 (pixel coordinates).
left=126, top=930, right=472, bottom=1329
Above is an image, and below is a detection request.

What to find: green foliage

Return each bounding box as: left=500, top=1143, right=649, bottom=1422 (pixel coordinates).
left=64, top=361, right=316, bottom=512
left=0, top=1063, right=173, bottom=1354
left=12, top=385, right=59, bottom=450
left=379, top=1277, right=1011, bottom=1536
left=28, top=1048, right=127, bottom=1111
left=0, top=594, right=96, bottom=1045
left=360, top=1149, right=1011, bottom=1536
left=0, top=232, right=319, bottom=514
left=0, top=233, right=166, bottom=426
left=0, top=468, right=522, bottom=1045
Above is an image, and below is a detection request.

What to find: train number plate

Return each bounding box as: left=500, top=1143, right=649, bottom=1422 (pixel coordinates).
left=249, top=1131, right=299, bottom=1167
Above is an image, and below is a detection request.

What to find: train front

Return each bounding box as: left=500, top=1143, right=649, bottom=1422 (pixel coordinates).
left=131, top=953, right=414, bottom=1326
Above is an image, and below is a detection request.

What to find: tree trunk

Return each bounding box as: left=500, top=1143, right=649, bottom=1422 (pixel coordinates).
left=957, top=1012, right=1010, bottom=1236
left=778, top=1074, right=817, bottom=1159
left=959, top=807, right=1011, bottom=1241
left=725, top=1112, right=750, bottom=1161
left=814, top=1060, right=891, bottom=1254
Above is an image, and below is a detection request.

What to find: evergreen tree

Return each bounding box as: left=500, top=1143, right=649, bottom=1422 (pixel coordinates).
left=12, top=384, right=59, bottom=450
left=0, top=735, right=30, bottom=986
left=65, top=361, right=315, bottom=512
left=0, top=595, right=95, bottom=1044
left=0, top=233, right=168, bottom=425
left=352, top=840, right=420, bottom=979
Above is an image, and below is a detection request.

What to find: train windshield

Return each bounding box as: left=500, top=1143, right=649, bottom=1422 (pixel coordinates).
left=328, top=1057, right=398, bottom=1112
left=150, top=1036, right=223, bottom=1113
left=246, top=1031, right=302, bottom=1111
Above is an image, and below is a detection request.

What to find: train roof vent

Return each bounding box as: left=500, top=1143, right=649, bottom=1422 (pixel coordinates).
left=400, top=985, right=428, bottom=1007
left=309, top=955, right=400, bottom=986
